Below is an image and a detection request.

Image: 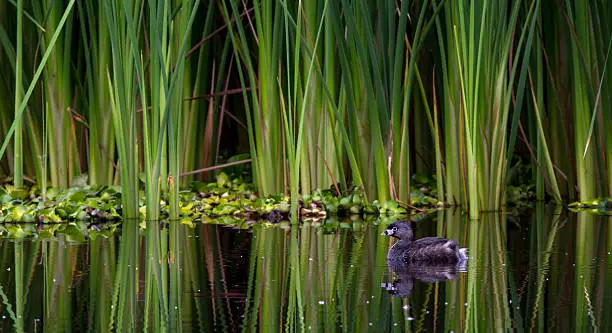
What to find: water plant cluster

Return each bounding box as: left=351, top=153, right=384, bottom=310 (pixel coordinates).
left=0, top=0, right=611, bottom=222
left=0, top=173, right=432, bottom=225
left=0, top=220, right=121, bottom=240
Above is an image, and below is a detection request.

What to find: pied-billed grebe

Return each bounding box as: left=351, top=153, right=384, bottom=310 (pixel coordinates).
left=381, top=220, right=468, bottom=267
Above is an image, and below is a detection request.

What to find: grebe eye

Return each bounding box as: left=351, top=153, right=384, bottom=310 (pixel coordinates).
left=392, top=227, right=398, bottom=232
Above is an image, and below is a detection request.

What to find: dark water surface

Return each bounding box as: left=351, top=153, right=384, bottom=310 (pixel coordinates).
left=0, top=205, right=611, bottom=332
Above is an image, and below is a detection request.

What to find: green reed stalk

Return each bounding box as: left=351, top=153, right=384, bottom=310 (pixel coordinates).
left=141, top=0, right=171, bottom=324
left=293, top=0, right=344, bottom=194
left=183, top=2, right=224, bottom=183
left=320, top=3, right=343, bottom=191
left=325, top=0, right=428, bottom=202
left=143, top=0, right=168, bottom=223
left=143, top=0, right=203, bottom=219
left=33, top=0, right=81, bottom=188
left=282, top=0, right=330, bottom=216
left=78, top=0, right=116, bottom=185
left=0, top=3, right=29, bottom=182
left=528, top=60, right=562, bottom=202
left=141, top=3, right=202, bottom=328
left=600, top=42, right=612, bottom=197
left=433, top=0, right=464, bottom=206
left=334, top=0, right=391, bottom=202
left=167, top=0, right=201, bottom=219
left=102, top=0, right=141, bottom=218
left=600, top=6, right=612, bottom=196
left=0, top=0, right=75, bottom=182
left=13, top=0, right=23, bottom=187
left=0, top=17, right=45, bottom=185
left=223, top=0, right=286, bottom=196
left=221, top=0, right=265, bottom=195
left=409, top=37, right=447, bottom=203
left=432, top=82, right=445, bottom=203
left=256, top=0, right=285, bottom=195
left=530, top=30, right=545, bottom=200
left=394, top=1, right=430, bottom=203
left=446, top=0, right=539, bottom=217
left=580, top=1, right=612, bottom=197
left=567, top=2, right=599, bottom=201
left=540, top=4, right=574, bottom=200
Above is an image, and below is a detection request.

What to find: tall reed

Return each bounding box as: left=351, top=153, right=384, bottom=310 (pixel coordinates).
left=78, top=0, right=116, bottom=185
left=568, top=2, right=599, bottom=201
left=437, top=0, right=541, bottom=218
left=0, top=0, right=76, bottom=187
left=102, top=0, right=142, bottom=218
left=13, top=0, right=24, bottom=187
left=222, top=0, right=438, bottom=205
left=33, top=0, right=80, bottom=188
left=221, top=0, right=285, bottom=196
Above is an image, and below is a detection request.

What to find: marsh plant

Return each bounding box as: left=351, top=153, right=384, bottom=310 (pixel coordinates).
left=0, top=0, right=611, bottom=219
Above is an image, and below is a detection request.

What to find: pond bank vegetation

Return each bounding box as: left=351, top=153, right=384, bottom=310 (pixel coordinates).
left=0, top=1, right=610, bottom=221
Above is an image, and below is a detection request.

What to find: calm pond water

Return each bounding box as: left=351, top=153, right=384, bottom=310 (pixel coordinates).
left=0, top=204, right=611, bottom=332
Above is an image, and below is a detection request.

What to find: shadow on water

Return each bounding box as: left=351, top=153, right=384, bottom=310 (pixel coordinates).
left=0, top=205, right=611, bottom=331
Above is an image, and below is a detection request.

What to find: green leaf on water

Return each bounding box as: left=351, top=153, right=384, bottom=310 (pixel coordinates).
left=7, top=186, right=28, bottom=200
left=216, top=172, right=230, bottom=188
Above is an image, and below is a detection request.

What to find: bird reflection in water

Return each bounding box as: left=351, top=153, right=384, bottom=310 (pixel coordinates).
left=382, top=259, right=467, bottom=298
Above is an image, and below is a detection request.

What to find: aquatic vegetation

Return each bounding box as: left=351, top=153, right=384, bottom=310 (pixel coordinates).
left=0, top=173, right=443, bottom=224
left=0, top=221, right=120, bottom=240
left=0, top=0, right=611, bottom=222
left=0, top=208, right=383, bottom=240
left=569, top=198, right=612, bottom=215
left=0, top=169, right=574, bottom=225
